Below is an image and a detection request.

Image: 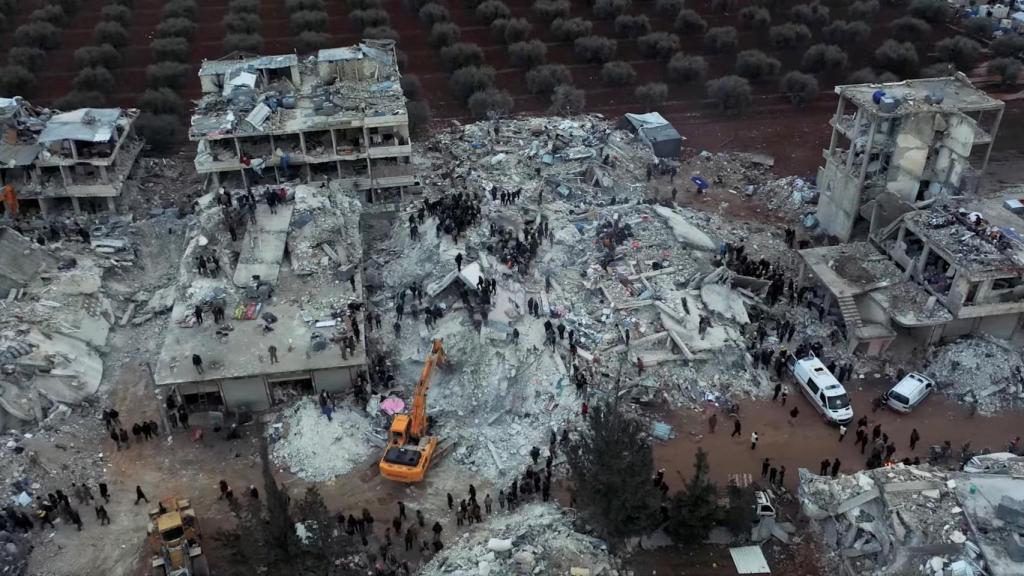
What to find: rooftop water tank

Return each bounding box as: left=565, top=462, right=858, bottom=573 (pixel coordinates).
left=872, top=90, right=886, bottom=104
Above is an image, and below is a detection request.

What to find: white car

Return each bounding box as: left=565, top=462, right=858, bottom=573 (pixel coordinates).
left=885, top=372, right=935, bottom=413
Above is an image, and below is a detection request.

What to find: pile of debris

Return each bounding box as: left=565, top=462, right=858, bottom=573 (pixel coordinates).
left=269, top=399, right=374, bottom=482
left=926, top=336, right=1024, bottom=414
left=420, top=503, right=622, bottom=576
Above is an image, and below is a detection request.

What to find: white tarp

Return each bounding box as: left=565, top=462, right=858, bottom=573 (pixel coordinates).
left=730, top=546, right=771, bottom=574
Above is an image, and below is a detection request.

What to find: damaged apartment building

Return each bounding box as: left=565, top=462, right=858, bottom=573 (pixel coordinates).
left=0, top=97, right=142, bottom=216
left=815, top=73, right=1004, bottom=241
left=190, top=40, right=416, bottom=204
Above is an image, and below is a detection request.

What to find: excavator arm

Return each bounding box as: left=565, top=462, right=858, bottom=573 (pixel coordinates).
left=410, top=339, right=445, bottom=439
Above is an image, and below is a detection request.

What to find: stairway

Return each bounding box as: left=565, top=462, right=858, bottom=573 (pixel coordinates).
left=837, top=295, right=864, bottom=330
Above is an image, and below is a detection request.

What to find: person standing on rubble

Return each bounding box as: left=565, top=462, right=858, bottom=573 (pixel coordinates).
left=455, top=252, right=463, bottom=272
left=110, top=428, right=121, bottom=450
left=194, top=305, right=203, bottom=326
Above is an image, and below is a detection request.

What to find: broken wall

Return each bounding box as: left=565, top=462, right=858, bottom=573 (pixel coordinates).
left=817, top=159, right=863, bottom=241
left=886, top=114, right=936, bottom=201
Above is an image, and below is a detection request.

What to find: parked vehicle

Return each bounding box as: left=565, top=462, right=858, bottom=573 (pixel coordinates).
left=753, top=491, right=776, bottom=519
left=885, top=372, right=935, bottom=413
left=787, top=354, right=854, bottom=425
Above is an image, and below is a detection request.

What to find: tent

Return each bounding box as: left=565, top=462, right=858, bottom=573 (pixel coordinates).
left=623, top=112, right=684, bottom=159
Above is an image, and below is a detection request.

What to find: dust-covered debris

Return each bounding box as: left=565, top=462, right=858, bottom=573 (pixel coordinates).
left=270, top=399, right=374, bottom=481
left=927, top=336, right=1024, bottom=414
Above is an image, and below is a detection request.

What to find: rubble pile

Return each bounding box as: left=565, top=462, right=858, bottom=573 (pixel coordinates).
left=0, top=528, right=30, bottom=576
left=927, top=336, right=1024, bottom=414
left=270, top=399, right=374, bottom=482
left=799, top=465, right=986, bottom=575
left=421, top=503, right=621, bottom=576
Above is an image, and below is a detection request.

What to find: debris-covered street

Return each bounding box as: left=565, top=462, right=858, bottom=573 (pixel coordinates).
left=2, top=60, right=1024, bottom=576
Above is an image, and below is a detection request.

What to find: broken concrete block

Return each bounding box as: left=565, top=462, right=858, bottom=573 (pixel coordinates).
left=487, top=538, right=513, bottom=553
left=921, top=489, right=941, bottom=499
left=996, top=496, right=1024, bottom=528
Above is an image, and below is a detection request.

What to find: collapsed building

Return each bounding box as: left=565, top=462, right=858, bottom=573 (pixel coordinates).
left=153, top=182, right=367, bottom=412
left=190, top=40, right=416, bottom=204
left=815, top=74, right=1004, bottom=241
left=0, top=98, right=143, bottom=216
left=799, top=460, right=1024, bottom=576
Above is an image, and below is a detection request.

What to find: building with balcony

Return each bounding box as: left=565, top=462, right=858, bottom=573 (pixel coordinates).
left=816, top=74, right=1004, bottom=241
left=189, top=40, right=416, bottom=204
left=0, top=98, right=142, bottom=217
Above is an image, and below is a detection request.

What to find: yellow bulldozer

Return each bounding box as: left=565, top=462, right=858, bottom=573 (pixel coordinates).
left=379, top=338, right=445, bottom=483
left=147, top=496, right=210, bottom=576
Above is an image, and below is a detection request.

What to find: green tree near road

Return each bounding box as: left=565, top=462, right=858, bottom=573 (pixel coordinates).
left=665, top=447, right=721, bottom=542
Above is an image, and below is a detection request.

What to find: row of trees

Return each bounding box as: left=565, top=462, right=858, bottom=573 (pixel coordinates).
left=54, top=0, right=136, bottom=110
left=289, top=0, right=330, bottom=53
left=0, top=0, right=92, bottom=97
left=224, top=0, right=263, bottom=53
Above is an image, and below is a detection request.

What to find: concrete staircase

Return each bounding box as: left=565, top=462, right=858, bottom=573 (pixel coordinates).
left=837, top=295, right=864, bottom=331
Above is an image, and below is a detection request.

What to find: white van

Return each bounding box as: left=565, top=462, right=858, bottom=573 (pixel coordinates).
left=788, top=354, right=854, bottom=425
left=885, top=372, right=935, bottom=413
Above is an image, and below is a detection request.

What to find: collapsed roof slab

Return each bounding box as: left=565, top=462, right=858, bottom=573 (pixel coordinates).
left=233, top=203, right=294, bottom=287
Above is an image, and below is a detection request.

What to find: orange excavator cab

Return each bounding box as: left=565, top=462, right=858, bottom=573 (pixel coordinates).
left=379, top=339, right=445, bottom=483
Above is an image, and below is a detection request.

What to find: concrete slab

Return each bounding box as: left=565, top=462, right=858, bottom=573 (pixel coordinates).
left=233, top=203, right=294, bottom=287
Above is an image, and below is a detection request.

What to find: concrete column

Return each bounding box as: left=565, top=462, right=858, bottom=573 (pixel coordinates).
left=857, top=117, right=879, bottom=186
left=106, top=197, right=116, bottom=212
left=99, top=165, right=109, bottom=184
left=828, top=96, right=846, bottom=157
left=330, top=129, right=338, bottom=157
left=797, top=261, right=806, bottom=288
left=239, top=168, right=248, bottom=188
left=980, top=105, right=1004, bottom=176
left=917, top=245, right=930, bottom=280
left=845, top=109, right=863, bottom=171
left=211, top=171, right=221, bottom=189
left=38, top=197, right=50, bottom=218
left=298, top=131, right=307, bottom=155
left=69, top=140, right=78, bottom=161
left=71, top=197, right=81, bottom=214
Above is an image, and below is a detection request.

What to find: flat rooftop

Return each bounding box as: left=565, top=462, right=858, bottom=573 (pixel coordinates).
left=835, top=73, right=1004, bottom=115
left=154, top=188, right=366, bottom=387
left=0, top=98, right=138, bottom=167
left=903, top=197, right=1024, bottom=277
left=190, top=40, right=406, bottom=142
left=800, top=243, right=904, bottom=297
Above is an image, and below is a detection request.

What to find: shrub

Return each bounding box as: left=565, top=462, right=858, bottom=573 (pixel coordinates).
left=349, top=9, right=388, bottom=30
left=293, top=10, right=329, bottom=33
left=675, top=10, right=707, bottom=35
left=780, top=71, right=818, bottom=105
left=735, top=49, right=781, bottom=80
left=634, top=82, right=668, bottom=110
left=935, top=36, right=982, bottom=70
left=802, top=43, right=847, bottom=73
left=15, top=22, right=62, bottom=50
left=704, top=27, right=738, bottom=53
left=489, top=18, right=510, bottom=40
left=139, top=88, right=185, bottom=115
left=0, top=66, right=35, bottom=97
left=667, top=53, right=707, bottom=83
left=549, top=85, right=585, bottom=115
left=655, top=0, right=683, bottom=15
left=8, top=47, right=47, bottom=72
left=450, top=66, right=496, bottom=102
left=593, top=0, right=630, bottom=20
left=74, top=44, right=121, bottom=69
left=363, top=26, right=399, bottom=41
left=429, top=22, right=460, bottom=48
left=286, top=0, right=325, bottom=10
left=74, top=66, right=115, bottom=92
left=790, top=3, right=830, bottom=27
left=908, top=0, right=948, bottom=23
left=157, top=18, right=197, bottom=40
left=407, top=99, right=432, bottom=135
left=848, top=0, right=879, bottom=20
left=54, top=91, right=106, bottom=110
left=889, top=17, right=930, bottom=42
left=551, top=18, right=592, bottom=41
left=476, top=0, right=510, bottom=23
left=135, top=113, right=184, bottom=152
left=162, top=0, right=198, bottom=20
left=224, top=33, right=263, bottom=53
left=847, top=67, right=879, bottom=83
left=574, top=36, right=617, bottom=63
left=151, top=37, right=191, bottom=62
left=533, top=0, right=570, bottom=20
left=638, top=32, right=679, bottom=61
left=738, top=6, right=770, bottom=30
left=874, top=40, right=918, bottom=75
left=224, top=13, right=262, bottom=34
left=710, top=0, right=736, bottom=13
left=525, top=64, right=571, bottom=95
left=440, top=42, right=484, bottom=70
left=294, top=31, right=329, bottom=52
left=614, top=14, right=650, bottom=39
left=823, top=21, right=870, bottom=46
left=419, top=3, right=450, bottom=26
left=601, top=61, right=636, bottom=85
left=769, top=23, right=811, bottom=49
left=503, top=18, right=531, bottom=43
left=962, top=17, right=993, bottom=40
left=30, top=5, right=66, bottom=26
left=146, top=61, right=190, bottom=89
left=100, top=4, right=132, bottom=26
left=991, top=34, right=1024, bottom=58
left=401, top=75, right=423, bottom=100
left=107, top=0, right=131, bottom=6
left=706, top=75, right=751, bottom=112
left=467, top=88, right=513, bottom=118
left=508, top=39, right=546, bottom=69
left=990, top=57, right=1022, bottom=86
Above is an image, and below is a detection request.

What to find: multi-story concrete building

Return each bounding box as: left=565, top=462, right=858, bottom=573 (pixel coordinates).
left=189, top=40, right=416, bottom=204
left=816, top=74, right=1004, bottom=241
left=0, top=98, right=142, bottom=216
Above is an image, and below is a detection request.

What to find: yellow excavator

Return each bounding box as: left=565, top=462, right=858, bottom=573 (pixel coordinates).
left=379, top=338, right=445, bottom=482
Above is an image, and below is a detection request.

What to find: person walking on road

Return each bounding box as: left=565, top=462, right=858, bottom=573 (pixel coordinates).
left=135, top=486, right=149, bottom=505
left=831, top=459, right=841, bottom=477
left=789, top=406, right=799, bottom=421
left=777, top=466, right=786, bottom=487
left=910, top=428, right=920, bottom=451
left=750, top=432, right=759, bottom=450
left=761, top=457, right=770, bottom=478
left=731, top=418, right=742, bottom=437
left=708, top=412, right=717, bottom=433
left=838, top=425, right=848, bottom=442
left=820, top=459, right=830, bottom=476
left=768, top=466, right=778, bottom=485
